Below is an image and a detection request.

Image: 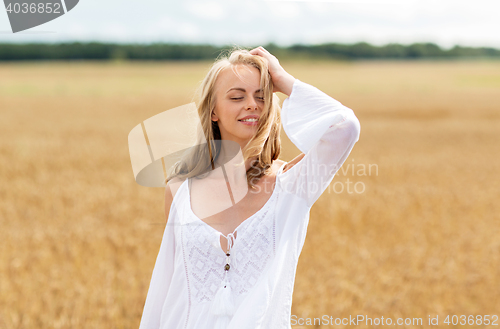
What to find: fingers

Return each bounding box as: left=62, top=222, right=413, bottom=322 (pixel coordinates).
left=253, top=46, right=267, bottom=53
left=249, top=46, right=270, bottom=56
left=249, top=47, right=274, bottom=67
left=250, top=49, right=269, bottom=64
left=259, top=46, right=270, bottom=54
left=248, top=48, right=261, bottom=56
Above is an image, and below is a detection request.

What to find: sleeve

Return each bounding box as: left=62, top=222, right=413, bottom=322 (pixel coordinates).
left=278, top=78, right=361, bottom=208
left=138, top=206, right=176, bottom=329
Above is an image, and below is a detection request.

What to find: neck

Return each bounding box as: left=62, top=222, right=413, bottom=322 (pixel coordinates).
left=215, top=140, right=257, bottom=172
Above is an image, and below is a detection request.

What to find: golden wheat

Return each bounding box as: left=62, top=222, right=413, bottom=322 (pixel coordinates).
left=0, top=59, right=498, bottom=329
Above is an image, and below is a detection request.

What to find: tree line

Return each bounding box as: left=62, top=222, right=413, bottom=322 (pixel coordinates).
left=0, top=41, right=498, bottom=61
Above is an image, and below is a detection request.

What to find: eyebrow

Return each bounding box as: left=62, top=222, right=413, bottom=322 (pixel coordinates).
left=226, top=88, right=263, bottom=94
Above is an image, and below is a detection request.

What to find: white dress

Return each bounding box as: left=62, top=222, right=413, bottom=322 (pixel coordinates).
left=138, top=79, right=361, bottom=329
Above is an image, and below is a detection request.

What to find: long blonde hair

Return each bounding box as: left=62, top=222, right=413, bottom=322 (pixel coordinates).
left=165, top=46, right=282, bottom=188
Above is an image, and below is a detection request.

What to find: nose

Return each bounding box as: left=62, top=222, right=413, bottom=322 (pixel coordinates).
left=246, top=97, right=258, bottom=110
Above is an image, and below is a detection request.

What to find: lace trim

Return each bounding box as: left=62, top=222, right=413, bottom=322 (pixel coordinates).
left=180, top=213, right=192, bottom=329
left=180, top=179, right=278, bottom=304
left=229, top=205, right=275, bottom=295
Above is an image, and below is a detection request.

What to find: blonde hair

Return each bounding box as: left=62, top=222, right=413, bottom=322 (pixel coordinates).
left=165, top=46, right=282, bottom=189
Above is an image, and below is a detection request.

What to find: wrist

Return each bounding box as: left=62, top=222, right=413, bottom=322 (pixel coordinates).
left=275, top=72, right=295, bottom=96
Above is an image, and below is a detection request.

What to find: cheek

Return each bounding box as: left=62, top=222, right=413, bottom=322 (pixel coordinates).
left=219, top=104, right=239, bottom=121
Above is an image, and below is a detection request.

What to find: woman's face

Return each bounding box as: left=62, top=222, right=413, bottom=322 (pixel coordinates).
left=212, top=64, right=264, bottom=150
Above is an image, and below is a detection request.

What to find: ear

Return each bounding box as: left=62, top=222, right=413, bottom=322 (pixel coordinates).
left=211, top=111, right=218, bottom=122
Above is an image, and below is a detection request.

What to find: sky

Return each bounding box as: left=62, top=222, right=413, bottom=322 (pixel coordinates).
left=1, top=0, right=499, bottom=50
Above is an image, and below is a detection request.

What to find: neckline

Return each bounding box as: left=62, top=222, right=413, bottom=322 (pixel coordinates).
left=185, top=161, right=287, bottom=239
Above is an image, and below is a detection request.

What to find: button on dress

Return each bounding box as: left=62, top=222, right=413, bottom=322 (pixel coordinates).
left=138, top=79, right=361, bottom=329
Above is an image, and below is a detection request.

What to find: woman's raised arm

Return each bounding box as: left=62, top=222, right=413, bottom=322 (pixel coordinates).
left=249, top=46, right=361, bottom=207
left=278, top=78, right=361, bottom=208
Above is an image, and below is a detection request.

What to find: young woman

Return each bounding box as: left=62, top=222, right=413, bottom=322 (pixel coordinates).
left=138, top=46, right=361, bottom=329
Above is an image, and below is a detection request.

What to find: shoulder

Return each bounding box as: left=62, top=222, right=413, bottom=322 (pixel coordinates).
left=274, top=159, right=287, bottom=169
left=277, top=153, right=305, bottom=174
left=165, top=187, right=173, bottom=223
left=164, top=177, right=185, bottom=223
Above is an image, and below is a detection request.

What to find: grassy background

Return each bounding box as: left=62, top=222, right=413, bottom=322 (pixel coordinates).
left=0, top=59, right=499, bottom=328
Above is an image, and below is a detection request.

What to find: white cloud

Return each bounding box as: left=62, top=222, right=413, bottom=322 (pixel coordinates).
left=184, top=1, right=228, bottom=21
left=174, top=21, right=202, bottom=41
left=265, top=0, right=416, bottom=3
left=265, top=2, right=301, bottom=19
left=0, top=0, right=499, bottom=49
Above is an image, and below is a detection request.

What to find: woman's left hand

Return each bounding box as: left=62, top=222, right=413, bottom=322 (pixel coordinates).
left=249, top=46, right=295, bottom=96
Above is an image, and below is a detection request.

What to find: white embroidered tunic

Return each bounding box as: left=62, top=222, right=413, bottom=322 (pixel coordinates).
left=138, top=79, right=361, bottom=329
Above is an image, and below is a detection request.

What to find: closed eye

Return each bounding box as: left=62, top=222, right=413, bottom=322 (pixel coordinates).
left=230, top=96, right=264, bottom=101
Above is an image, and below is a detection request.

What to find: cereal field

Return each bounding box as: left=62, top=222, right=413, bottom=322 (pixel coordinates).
left=0, top=59, right=499, bottom=328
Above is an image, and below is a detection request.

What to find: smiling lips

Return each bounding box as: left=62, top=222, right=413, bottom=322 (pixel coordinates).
left=238, top=115, right=259, bottom=126
left=239, top=118, right=259, bottom=126
left=238, top=115, right=259, bottom=121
